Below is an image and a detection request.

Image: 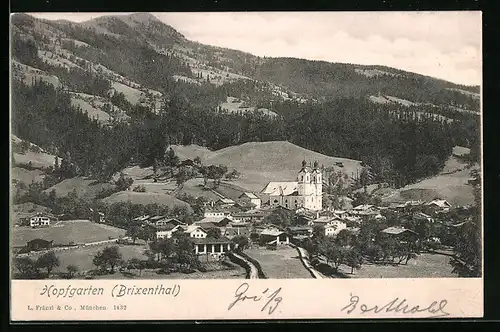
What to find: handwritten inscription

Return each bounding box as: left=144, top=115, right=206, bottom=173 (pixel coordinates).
left=341, top=293, right=450, bottom=318
left=228, top=283, right=283, bottom=315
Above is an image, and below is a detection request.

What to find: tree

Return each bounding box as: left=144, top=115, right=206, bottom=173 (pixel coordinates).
left=206, top=228, right=221, bottom=239
left=127, top=258, right=146, bottom=276
left=36, top=251, right=60, bottom=278
left=66, top=264, right=79, bottom=278
left=126, top=223, right=141, bottom=244
left=93, top=246, right=122, bottom=273
left=158, top=237, right=176, bottom=264
left=324, top=240, right=344, bottom=270
left=115, top=173, right=134, bottom=191
left=312, top=224, right=325, bottom=240
left=344, top=247, right=363, bottom=274
left=14, top=257, right=39, bottom=279
left=164, top=148, right=179, bottom=168
left=232, top=235, right=249, bottom=252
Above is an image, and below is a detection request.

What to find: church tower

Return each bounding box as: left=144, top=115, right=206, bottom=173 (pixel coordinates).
left=311, top=161, right=323, bottom=210
left=297, top=160, right=311, bottom=196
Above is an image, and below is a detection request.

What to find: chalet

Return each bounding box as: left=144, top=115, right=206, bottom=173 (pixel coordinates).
left=193, top=236, right=233, bottom=257
left=259, top=228, right=290, bottom=246
left=184, top=225, right=208, bottom=239
left=133, top=215, right=151, bottom=223
left=156, top=224, right=182, bottom=240
left=324, top=219, right=347, bottom=237
left=381, top=226, right=419, bottom=242
left=195, top=216, right=232, bottom=228
left=231, top=210, right=267, bottom=223
left=287, top=226, right=313, bottom=237
left=224, top=226, right=251, bottom=239
left=309, top=216, right=340, bottom=227
left=238, top=192, right=261, bottom=209
left=26, top=239, right=53, bottom=252
left=29, top=214, right=51, bottom=227
left=413, top=212, right=434, bottom=222
left=203, top=210, right=232, bottom=219
left=215, top=198, right=236, bottom=207
left=425, top=199, right=452, bottom=213
left=153, top=217, right=184, bottom=227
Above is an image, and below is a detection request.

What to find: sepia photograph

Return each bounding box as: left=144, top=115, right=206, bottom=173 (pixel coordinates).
left=10, top=11, right=482, bottom=287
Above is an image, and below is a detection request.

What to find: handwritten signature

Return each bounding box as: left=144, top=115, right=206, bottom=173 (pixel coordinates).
left=341, top=293, right=450, bottom=318
left=228, top=283, right=283, bottom=315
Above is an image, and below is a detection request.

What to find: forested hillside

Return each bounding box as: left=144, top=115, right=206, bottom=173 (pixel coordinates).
left=10, top=12, right=481, bottom=195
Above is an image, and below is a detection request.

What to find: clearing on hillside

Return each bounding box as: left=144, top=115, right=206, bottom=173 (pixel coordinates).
left=102, top=191, right=193, bottom=213
left=12, top=167, right=47, bottom=186
left=44, top=177, right=116, bottom=200
left=13, top=150, right=57, bottom=170
left=12, top=220, right=126, bottom=247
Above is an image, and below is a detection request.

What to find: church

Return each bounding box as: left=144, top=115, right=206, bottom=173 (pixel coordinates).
left=260, top=160, right=323, bottom=211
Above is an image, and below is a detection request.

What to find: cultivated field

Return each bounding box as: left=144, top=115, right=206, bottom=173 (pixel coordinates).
left=245, top=246, right=312, bottom=279
left=12, top=220, right=126, bottom=247
left=336, top=252, right=456, bottom=278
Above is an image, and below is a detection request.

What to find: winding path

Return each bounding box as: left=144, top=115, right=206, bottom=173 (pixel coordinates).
left=290, top=243, right=326, bottom=279
left=232, top=252, right=259, bottom=279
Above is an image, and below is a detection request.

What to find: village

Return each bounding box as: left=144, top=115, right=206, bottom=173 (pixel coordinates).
left=12, top=159, right=468, bottom=280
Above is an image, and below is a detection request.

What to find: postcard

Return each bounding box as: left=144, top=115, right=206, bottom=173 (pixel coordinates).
left=9, top=11, right=483, bottom=321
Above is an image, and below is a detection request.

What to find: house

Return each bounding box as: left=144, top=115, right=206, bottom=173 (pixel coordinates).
left=153, top=217, right=184, bottom=227
left=425, top=199, right=452, bottom=213
left=259, top=228, right=290, bottom=245
left=324, top=219, right=347, bottom=237
left=309, top=216, right=340, bottom=227
left=224, top=225, right=251, bottom=239
left=184, top=225, right=208, bottom=239
left=231, top=210, right=267, bottom=223
left=26, top=239, right=53, bottom=252
left=260, top=161, right=323, bottom=211
left=192, top=236, right=233, bottom=258
left=381, top=226, right=419, bottom=242
left=156, top=224, right=182, bottom=240
left=215, top=198, right=236, bottom=207
left=414, top=212, right=434, bottom=222
left=29, top=214, right=51, bottom=227
left=287, top=226, right=313, bottom=237
left=195, top=216, right=232, bottom=227
left=133, top=215, right=151, bottom=223
left=238, top=192, right=261, bottom=209
left=203, top=210, right=232, bottom=219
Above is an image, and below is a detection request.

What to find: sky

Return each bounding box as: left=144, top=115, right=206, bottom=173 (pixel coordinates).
left=29, top=12, right=482, bottom=86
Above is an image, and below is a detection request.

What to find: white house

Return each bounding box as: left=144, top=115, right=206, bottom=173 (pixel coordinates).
left=324, top=219, right=347, bottom=237
left=30, top=214, right=51, bottom=227
left=156, top=224, right=182, bottom=240
left=238, top=192, right=261, bottom=209
left=261, top=160, right=323, bottom=211
left=425, top=199, right=452, bottom=212
left=184, top=225, right=208, bottom=239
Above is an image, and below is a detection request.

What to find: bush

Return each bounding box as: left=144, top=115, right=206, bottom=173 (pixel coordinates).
left=132, top=185, right=146, bottom=192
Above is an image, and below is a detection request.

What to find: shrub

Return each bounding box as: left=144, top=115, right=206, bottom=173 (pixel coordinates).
left=132, top=185, right=146, bottom=192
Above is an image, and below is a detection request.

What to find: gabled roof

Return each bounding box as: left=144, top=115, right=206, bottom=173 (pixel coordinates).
left=239, top=192, right=259, bottom=199
left=381, top=226, right=418, bottom=235
left=156, top=224, right=180, bottom=232
left=353, top=204, right=374, bottom=211
left=261, top=181, right=298, bottom=196
left=185, top=225, right=208, bottom=234
left=260, top=229, right=287, bottom=237
left=149, top=215, right=166, bottom=221
left=217, top=198, right=235, bottom=204
left=426, top=199, right=452, bottom=208
left=133, top=215, right=150, bottom=222
left=196, top=216, right=232, bottom=225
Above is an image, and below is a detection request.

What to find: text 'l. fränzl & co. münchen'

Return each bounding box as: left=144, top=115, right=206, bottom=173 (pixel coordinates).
left=39, top=284, right=181, bottom=298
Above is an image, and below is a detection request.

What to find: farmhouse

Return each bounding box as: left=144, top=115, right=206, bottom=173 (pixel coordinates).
left=156, top=224, right=182, bottom=240
left=203, top=210, right=232, bottom=218
left=259, top=228, right=290, bottom=246
left=238, top=192, right=261, bottom=209
left=184, top=225, right=208, bottom=239
left=29, top=214, right=51, bottom=227
left=287, top=226, right=313, bottom=237
left=425, top=199, right=452, bottom=213
left=195, top=216, right=232, bottom=228
left=381, top=226, right=419, bottom=242
left=215, top=198, right=236, bottom=208
left=261, top=161, right=323, bottom=211
left=324, top=219, right=347, bottom=237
